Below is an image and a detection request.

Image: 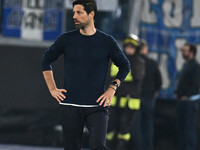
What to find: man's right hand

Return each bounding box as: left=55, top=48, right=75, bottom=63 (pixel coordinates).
left=50, top=88, right=67, bottom=103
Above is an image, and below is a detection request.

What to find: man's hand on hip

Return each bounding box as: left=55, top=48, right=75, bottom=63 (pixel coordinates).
left=96, top=86, right=116, bottom=107
left=42, top=70, right=67, bottom=103
left=50, top=88, right=67, bottom=103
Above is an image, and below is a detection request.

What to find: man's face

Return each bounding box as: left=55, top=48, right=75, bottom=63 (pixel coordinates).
left=141, top=45, right=148, bottom=55
left=73, top=5, right=91, bottom=29
left=124, top=45, right=136, bottom=56
left=182, top=45, right=190, bottom=60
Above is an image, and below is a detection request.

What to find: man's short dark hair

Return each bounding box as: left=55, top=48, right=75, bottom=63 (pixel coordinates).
left=140, top=39, right=148, bottom=50
left=184, top=43, right=197, bottom=57
left=73, top=0, right=97, bottom=19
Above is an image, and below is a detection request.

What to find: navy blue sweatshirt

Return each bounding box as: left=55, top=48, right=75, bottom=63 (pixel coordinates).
left=41, top=29, right=130, bottom=106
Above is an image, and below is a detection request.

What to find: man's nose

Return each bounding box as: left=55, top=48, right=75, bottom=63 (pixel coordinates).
left=73, top=14, right=77, bottom=19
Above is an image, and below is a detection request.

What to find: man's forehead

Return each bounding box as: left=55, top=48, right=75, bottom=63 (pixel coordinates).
left=183, top=45, right=190, bottom=50
left=125, top=46, right=136, bottom=50
left=73, top=4, right=85, bottom=11
left=182, top=45, right=189, bottom=51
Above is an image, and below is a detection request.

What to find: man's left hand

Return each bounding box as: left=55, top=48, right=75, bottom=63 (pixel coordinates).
left=96, top=86, right=116, bottom=107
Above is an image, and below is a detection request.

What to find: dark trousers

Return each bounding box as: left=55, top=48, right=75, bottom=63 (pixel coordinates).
left=132, top=97, right=155, bottom=150
left=60, top=105, right=109, bottom=150
left=177, top=101, right=199, bottom=150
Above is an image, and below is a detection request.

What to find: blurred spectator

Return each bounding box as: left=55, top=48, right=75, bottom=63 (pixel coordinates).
left=106, top=35, right=145, bottom=150
left=174, top=43, right=200, bottom=150
left=132, top=40, right=162, bottom=150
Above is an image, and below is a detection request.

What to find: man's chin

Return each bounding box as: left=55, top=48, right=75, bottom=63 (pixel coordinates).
left=75, top=24, right=83, bottom=29
left=182, top=55, right=189, bottom=60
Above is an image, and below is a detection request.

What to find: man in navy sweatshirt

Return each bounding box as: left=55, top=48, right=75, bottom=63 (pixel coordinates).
left=41, top=0, right=130, bottom=149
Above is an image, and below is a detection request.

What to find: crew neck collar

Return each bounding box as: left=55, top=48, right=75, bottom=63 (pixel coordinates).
left=78, top=29, right=98, bottom=37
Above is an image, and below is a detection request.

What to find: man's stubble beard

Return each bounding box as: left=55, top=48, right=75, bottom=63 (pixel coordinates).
left=182, top=54, right=189, bottom=61
left=75, top=20, right=90, bottom=30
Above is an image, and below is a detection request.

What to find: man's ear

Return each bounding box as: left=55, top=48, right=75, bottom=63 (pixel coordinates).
left=189, top=52, right=194, bottom=59
left=89, top=11, right=95, bottom=19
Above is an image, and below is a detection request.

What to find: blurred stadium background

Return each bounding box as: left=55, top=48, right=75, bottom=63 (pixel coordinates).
left=0, top=0, right=200, bottom=149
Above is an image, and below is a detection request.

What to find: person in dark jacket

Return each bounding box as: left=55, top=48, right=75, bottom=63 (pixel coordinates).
left=174, top=43, right=200, bottom=150
left=106, top=34, right=145, bottom=150
left=132, top=40, right=162, bottom=150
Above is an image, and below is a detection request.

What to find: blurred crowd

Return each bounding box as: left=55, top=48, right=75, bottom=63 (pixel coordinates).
left=106, top=35, right=200, bottom=150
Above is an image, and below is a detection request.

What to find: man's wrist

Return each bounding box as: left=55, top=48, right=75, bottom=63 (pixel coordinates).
left=114, top=79, right=121, bottom=87
left=111, top=80, right=119, bottom=88
left=108, top=85, right=117, bottom=92
left=49, top=88, right=57, bottom=91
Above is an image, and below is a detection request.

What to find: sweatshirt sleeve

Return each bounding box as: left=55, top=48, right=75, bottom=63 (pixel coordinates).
left=108, top=36, right=131, bottom=82
left=41, top=33, right=67, bottom=71
left=154, top=61, right=162, bottom=92
left=185, top=64, right=200, bottom=96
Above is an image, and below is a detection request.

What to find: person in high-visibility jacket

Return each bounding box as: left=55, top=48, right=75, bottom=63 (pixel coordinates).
left=107, top=34, right=145, bottom=150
